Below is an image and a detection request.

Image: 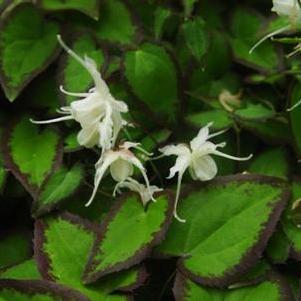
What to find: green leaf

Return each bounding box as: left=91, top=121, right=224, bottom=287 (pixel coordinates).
left=266, top=227, right=290, bottom=264
left=173, top=272, right=291, bottom=301
left=64, top=131, right=81, bottom=153
left=282, top=179, right=301, bottom=259
left=182, top=17, right=209, bottom=62
left=153, top=6, right=171, bottom=40
left=0, top=4, right=59, bottom=101
left=157, top=175, right=288, bottom=286
left=234, top=103, right=275, bottom=121
left=0, top=231, right=31, bottom=270
left=239, top=118, right=291, bottom=144
left=0, top=279, right=89, bottom=301
left=37, top=0, right=100, bottom=20
left=186, top=110, right=233, bottom=131
left=61, top=33, right=106, bottom=105
left=124, top=43, right=179, bottom=122
left=83, top=193, right=173, bottom=283
left=249, top=147, right=290, bottom=180
left=290, top=83, right=301, bottom=157
left=33, top=164, right=84, bottom=217
left=229, top=8, right=279, bottom=73
left=35, top=213, right=138, bottom=300
left=3, top=116, right=62, bottom=197
left=0, top=259, right=40, bottom=280
left=95, top=0, right=136, bottom=45
left=182, top=0, right=197, bottom=17
left=140, top=129, right=172, bottom=153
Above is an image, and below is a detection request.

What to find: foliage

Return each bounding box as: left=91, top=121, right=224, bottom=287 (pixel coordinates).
left=0, top=0, right=300, bottom=300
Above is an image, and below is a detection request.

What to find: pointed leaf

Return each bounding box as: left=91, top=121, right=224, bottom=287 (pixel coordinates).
left=182, top=17, right=209, bottom=62
left=34, top=213, right=136, bottom=300
left=37, top=0, right=100, bottom=20
left=95, top=0, right=137, bottom=45
left=157, top=175, right=289, bottom=287
left=60, top=33, right=106, bottom=105
left=124, top=43, right=179, bottom=122
left=0, top=259, right=40, bottom=280
left=0, top=4, right=60, bottom=101
left=3, top=116, right=63, bottom=198
left=33, top=164, right=84, bottom=217
left=83, top=193, right=174, bottom=283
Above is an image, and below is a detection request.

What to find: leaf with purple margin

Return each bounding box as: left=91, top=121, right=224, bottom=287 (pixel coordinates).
left=173, top=272, right=293, bottom=301
left=83, top=193, right=174, bottom=284
left=34, top=212, right=141, bottom=300
left=157, top=175, right=289, bottom=287
left=0, top=4, right=60, bottom=101
left=2, top=116, right=63, bottom=198
left=0, top=279, right=90, bottom=301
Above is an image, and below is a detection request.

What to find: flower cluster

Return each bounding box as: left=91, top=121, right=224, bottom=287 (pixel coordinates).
left=32, top=36, right=252, bottom=222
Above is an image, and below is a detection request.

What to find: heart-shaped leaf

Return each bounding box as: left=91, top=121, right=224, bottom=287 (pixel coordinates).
left=32, top=164, right=84, bottom=217
left=37, top=0, right=100, bottom=20
left=124, top=43, right=179, bottom=123
left=249, top=147, right=290, bottom=180
left=83, top=193, right=174, bottom=283
left=0, top=4, right=60, bottom=101
left=0, top=279, right=90, bottom=301
left=3, top=116, right=63, bottom=198
left=95, top=0, right=137, bottom=45
left=34, top=212, right=139, bottom=300
left=157, top=175, right=289, bottom=287
left=60, top=33, right=106, bottom=105
left=0, top=259, right=40, bottom=280
left=173, top=272, right=293, bottom=301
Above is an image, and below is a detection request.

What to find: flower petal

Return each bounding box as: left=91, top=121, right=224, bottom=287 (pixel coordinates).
left=167, top=155, right=190, bottom=179
left=190, top=122, right=213, bottom=151
left=159, top=144, right=190, bottom=156
left=110, top=158, right=134, bottom=182
left=190, top=155, right=217, bottom=181
left=77, top=124, right=99, bottom=148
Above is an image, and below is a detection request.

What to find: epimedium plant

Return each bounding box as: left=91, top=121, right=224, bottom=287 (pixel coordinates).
left=0, top=0, right=301, bottom=300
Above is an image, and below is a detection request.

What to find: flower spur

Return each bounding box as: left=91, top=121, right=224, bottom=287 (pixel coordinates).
left=160, top=123, right=253, bottom=223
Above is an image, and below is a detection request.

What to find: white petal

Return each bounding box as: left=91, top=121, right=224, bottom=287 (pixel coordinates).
left=167, top=155, right=190, bottom=179
left=77, top=125, right=99, bottom=148
left=86, top=152, right=119, bottom=206
left=159, top=144, right=190, bottom=156
left=190, top=155, right=217, bottom=181
left=30, top=115, right=73, bottom=124
left=98, top=102, right=113, bottom=151
left=110, top=158, right=134, bottom=182
left=190, top=122, right=213, bottom=151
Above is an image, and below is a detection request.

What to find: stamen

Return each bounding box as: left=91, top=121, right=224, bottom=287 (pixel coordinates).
left=213, top=150, right=253, bottom=161
left=249, top=25, right=290, bottom=54
left=287, top=98, right=301, bottom=111
left=30, top=115, right=73, bottom=124
left=59, top=85, right=90, bottom=97
left=174, top=171, right=186, bottom=223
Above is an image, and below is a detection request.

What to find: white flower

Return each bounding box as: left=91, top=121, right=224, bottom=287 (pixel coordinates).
left=31, top=35, right=128, bottom=151
left=160, top=123, right=253, bottom=222
left=272, top=0, right=301, bottom=19
left=86, top=142, right=154, bottom=206
left=113, top=177, right=163, bottom=206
